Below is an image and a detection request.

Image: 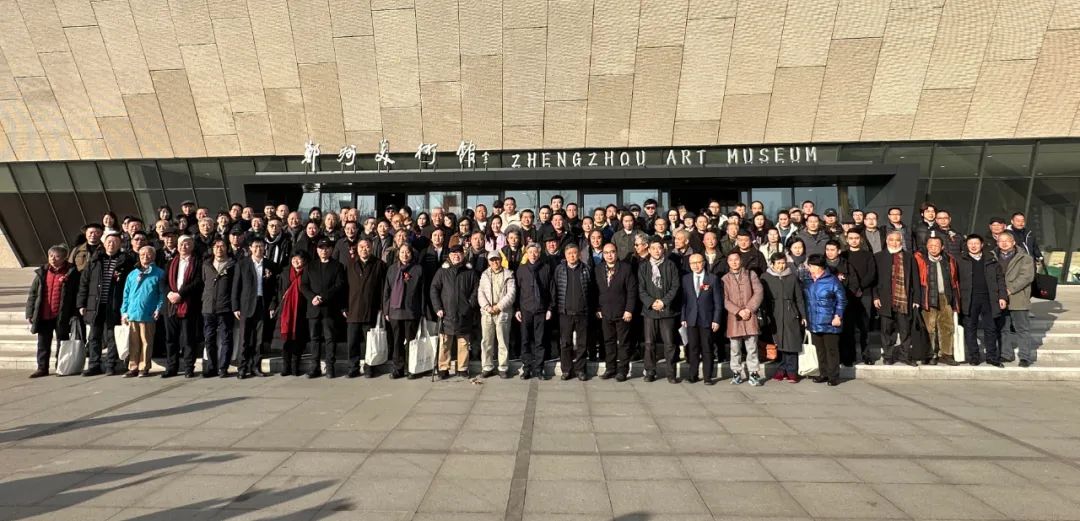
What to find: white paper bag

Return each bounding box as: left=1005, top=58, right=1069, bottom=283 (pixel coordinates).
left=365, top=316, right=389, bottom=366
left=408, top=320, right=439, bottom=374
left=953, top=313, right=965, bottom=363
left=114, top=324, right=131, bottom=361
left=798, top=331, right=819, bottom=377
left=57, top=318, right=86, bottom=376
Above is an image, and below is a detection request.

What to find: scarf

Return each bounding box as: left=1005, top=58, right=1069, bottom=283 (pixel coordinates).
left=649, top=257, right=663, bottom=287
left=787, top=252, right=806, bottom=268
left=891, top=252, right=907, bottom=314
left=167, top=256, right=196, bottom=318
left=390, top=261, right=411, bottom=309
left=279, top=267, right=304, bottom=340
left=766, top=266, right=790, bottom=278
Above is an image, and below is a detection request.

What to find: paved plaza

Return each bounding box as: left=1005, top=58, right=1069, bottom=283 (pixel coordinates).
left=1, top=372, right=1080, bottom=520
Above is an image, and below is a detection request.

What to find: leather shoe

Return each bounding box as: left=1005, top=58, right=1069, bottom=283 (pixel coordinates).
left=927, top=358, right=938, bottom=366
left=184, top=371, right=197, bottom=378
left=1019, top=360, right=1031, bottom=368
left=203, top=370, right=218, bottom=378
left=325, top=369, right=336, bottom=379
left=219, top=371, right=230, bottom=378
left=347, top=368, right=361, bottom=378
left=111, top=368, right=126, bottom=376
left=519, top=371, right=531, bottom=380
left=941, top=356, right=958, bottom=366
left=614, top=373, right=627, bottom=382
left=812, top=376, right=828, bottom=384
left=254, top=368, right=268, bottom=377
left=237, top=372, right=248, bottom=380
left=704, top=378, right=716, bottom=386
left=365, top=368, right=376, bottom=378
left=988, top=361, right=1004, bottom=368
left=827, top=380, right=840, bottom=386
left=902, top=360, right=917, bottom=367
left=499, top=371, right=510, bottom=379
left=560, top=373, right=573, bottom=381
left=29, top=369, right=48, bottom=379
left=863, top=359, right=875, bottom=366
left=578, top=373, right=588, bottom=382
left=643, top=372, right=656, bottom=383
left=686, top=376, right=700, bottom=384
left=407, top=372, right=421, bottom=380
left=82, top=367, right=103, bottom=377
left=667, top=375, right=679, bottom=384
left=123, top=370, right=138, bottom=378
left=482, top=369, right=497, bottom=378
left=438, top=370, right=450, bottom=380
left=600, top=371, right=616, bottom=380
left=307, top=371, right=321, bottom=379
left=390, top=370, right=404, bottom=379
left=160, top=370, right=177, bottom=378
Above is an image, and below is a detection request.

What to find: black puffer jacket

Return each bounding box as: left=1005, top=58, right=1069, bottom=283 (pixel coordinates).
left=76, top=250, right=136, bottom=326
left=515, top=260, right=554, bottom=314
left=429, top=261, right=479, bottom=335
left=554, top=260, right=593, bottom=315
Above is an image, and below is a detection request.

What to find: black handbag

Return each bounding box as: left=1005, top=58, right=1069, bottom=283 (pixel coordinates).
left=907, top=312, right=932, bottom=362
left=1032, top=269, right=1057, bottom=301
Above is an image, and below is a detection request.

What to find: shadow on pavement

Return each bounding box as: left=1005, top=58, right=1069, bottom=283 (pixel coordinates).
left=0, top=397, right=245, bottom=444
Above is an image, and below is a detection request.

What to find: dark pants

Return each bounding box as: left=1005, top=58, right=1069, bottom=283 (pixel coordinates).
left=240, top=298, right=272, bottom=374
left=35, top=318, right=60, bottom=370
left=87, top=311, right=119, bottom=372
left=643, top=316, right=678, bottom=374
left=812, top=332, right=840, bottom=382
left=202, top=312, right=234, bottom=374
left=684, top=324, right=715, bottom=380
left=963, top=295, right=1000, bottom=364
left=347, top=322, right=373, bottom=369
left=282, top=339, right=304, bottom=373
left=841, top=292, right=873, bottom=364
left=880, top=311, right=912, bottom=363
left=777, top=350, right=799, bottom=375
left=519, top=311, right=547, bottom=375
left=165, top=313, right=198, bottom=373
left=388, top=319, right=417, bottom=373
left=307, top=316, right=337, bottom=372
left=558, top=313, right=588, bottom=376
left=601, top=317, right=631, bottom=376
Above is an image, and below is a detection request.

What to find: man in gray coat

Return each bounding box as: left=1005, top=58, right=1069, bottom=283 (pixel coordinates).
left=995, top=233, right=1036, bottom=366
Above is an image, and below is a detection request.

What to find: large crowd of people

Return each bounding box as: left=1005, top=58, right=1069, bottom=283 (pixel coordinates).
left=25, top=196, right=1042, bottom=387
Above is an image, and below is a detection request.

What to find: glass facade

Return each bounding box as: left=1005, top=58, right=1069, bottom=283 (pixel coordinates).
left=2, top=140, right=1080, bottom=282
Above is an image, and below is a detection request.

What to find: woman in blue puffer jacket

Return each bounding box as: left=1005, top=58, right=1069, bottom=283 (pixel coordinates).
left=804, top=254, right=846, bottom=386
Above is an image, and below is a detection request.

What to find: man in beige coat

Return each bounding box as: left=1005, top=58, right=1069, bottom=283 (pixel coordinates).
left=478, top=251, right=517, bottom=378
left=722, top=251, right=765, bottom=386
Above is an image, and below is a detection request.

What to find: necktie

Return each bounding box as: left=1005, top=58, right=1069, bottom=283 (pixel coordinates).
left=695, top=275, right=701, bottom=297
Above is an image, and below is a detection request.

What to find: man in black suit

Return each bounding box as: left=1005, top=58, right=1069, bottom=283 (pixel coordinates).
left=302, top=239, right=347, bottom=378
left=344, top=238, right=387, bottom=378
left=232, top=237, right=279, bottom=378
left=873, top=230, right=920, bottom=366
left=76, top=232, right=135, bottom=376
left=595, top=243, right=637, bottom=381
left=681, top=253, right=722, bottom=384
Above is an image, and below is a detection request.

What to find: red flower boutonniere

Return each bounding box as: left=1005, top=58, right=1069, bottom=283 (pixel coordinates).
left=700, top=283, right=710, bottom=292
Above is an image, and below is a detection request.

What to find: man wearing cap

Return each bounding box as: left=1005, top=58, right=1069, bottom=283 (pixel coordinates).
left=228, top=226, right=248, bottom=258
left=163, top=235, right=203, bottom=377
left=383, top=204, right=398, bottom=224
left=155, top=226, right=180, bottom=267
left=823, top=208, right=846, bottom=245
left=180, top=200, right=196, bottom=222
left=301, top=239, right=346, bottom=378
left=70, top=223, right=104, bottom=272
left=642, top=199, right=660, bottom=235
left=233, top=236, right=279, bottom=378
left=430, top=244, right=480, bottom=379
left=77, top=232, right=135, bottom=375
left=478, top=249, right=516, bottom=378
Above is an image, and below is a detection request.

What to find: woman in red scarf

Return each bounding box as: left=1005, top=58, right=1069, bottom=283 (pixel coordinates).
left=275, top=252, right=309, bottom=376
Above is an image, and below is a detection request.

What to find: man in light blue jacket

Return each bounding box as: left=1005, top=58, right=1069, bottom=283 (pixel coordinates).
left=120, top=246, right=165, bottom=377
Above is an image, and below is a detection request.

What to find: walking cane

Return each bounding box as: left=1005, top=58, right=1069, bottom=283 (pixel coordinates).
left=431, top=318, right=442, bottom=382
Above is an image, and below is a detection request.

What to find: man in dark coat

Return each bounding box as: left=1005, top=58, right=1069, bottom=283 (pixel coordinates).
left=77, top=232, right=135, bottom=376
left=515, top=244, right=554, bottom=380
left=595, top=243, right=637, bottom=381
left=163, top=236, right=203, bottom=378
left=200, top=239, right=235, bottom=378
left=333, top=220, right=361, bottom=265
left=301, top=239, right=347, bottom=378
left=680, top=253, right=722, bottom=384
left=841, top=230, right=877, bottom=364
left=873, top=230, right=920, bottom=366
left=27, top=245, right=80, bottom=378
left=638, top=238, right=681, bottom=382
left=420, top=228, right=449, bottom=320
left=264, top=217, right=292, bottom=269
left=233, top=237, right=279, bottom=378
left=957, top=234, right=1008, bottom=366
left=430, top=245, right=480, bottom=379
left=344, top=239, right=386, bottom=378
left=554, top=244, right=593, bottom=380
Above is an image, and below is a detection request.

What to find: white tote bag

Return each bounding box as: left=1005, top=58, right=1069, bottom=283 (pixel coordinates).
left=365, top=316, right=389, bottom=366
left=953, top=313, right=966, bottom=363
left=798, top=331, right=819, bottom=377
left=114, top=324, right=131, bottom=361
left=57, top=317, right=87, bottom=376
left=408, top=319, right=439, bottom=374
